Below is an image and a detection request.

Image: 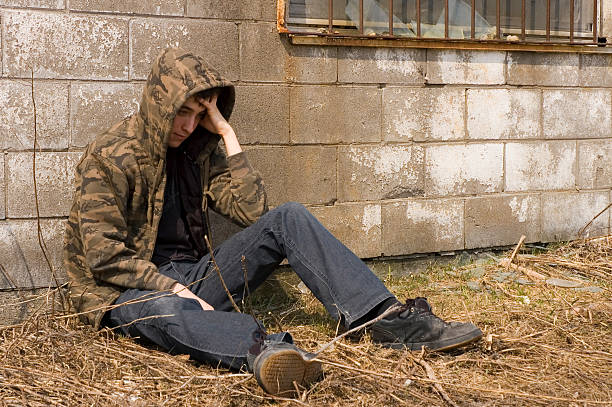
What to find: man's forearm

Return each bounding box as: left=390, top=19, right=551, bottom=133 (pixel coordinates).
left=219, top=126, right=242, bottom=157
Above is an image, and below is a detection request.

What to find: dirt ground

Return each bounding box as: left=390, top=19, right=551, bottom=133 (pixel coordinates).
left=1, top=237, right=611, bottom=406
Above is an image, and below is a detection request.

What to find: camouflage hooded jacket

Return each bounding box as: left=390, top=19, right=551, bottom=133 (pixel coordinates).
left=64, top=48, right=268, bottom=328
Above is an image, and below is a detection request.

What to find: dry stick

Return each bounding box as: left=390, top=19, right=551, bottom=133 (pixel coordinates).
left=204, top=235, right=241, bottom=313
left=308, top=304, right=403, bottom=360
left=414, top=357, right=459, bottom=407
left=579, top=203, right=612, bottom=237
left=240, top=255, right=265, bottom=332
left=505, top=234, right=526, bottom=271
left=30, top=69, right=67, bottom=313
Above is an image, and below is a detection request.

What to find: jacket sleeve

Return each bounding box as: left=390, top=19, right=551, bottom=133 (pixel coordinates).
left=207, top=148, right=268, bottom=227
left=76, top=152, right=177, bottom=291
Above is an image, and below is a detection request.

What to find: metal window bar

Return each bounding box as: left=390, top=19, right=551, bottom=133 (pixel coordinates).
left=282, top=0, right=604, bottom=48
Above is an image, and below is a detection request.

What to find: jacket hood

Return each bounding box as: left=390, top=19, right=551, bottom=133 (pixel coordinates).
left=138, top=47, right=235, bottom=163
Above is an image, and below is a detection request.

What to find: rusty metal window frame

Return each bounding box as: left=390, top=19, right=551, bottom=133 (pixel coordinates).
left=278, top=0, right=610, bottom=53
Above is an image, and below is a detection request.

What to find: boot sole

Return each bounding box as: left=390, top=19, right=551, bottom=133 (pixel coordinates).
left=381, top=328, right=483, bottom=352
left=254, top=348, right=322, bottom=396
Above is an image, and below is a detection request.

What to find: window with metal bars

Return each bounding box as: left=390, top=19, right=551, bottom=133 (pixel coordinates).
left=278, top=0, right=608, bottom=50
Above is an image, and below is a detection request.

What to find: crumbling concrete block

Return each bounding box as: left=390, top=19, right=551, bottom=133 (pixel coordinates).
left=465, top=194, right=540, bottom=248
left=425, top=143, right=504, bottom=196
left=577, top=140, right=612, bottom=189
left=309, top=203, right=382, bottom=258
left=384, top=87, right=465, bottom=142
left=130, top=18, right=239, bottom=80
left=467, top=88, right=540, bottom=140
left=542, top=191, right=610, bottom=241
left=338, top=47, right=425, bottom=84
left=427, top=49, right=505, bottom=85
left=543, top=89, right=611, bottom=139
left=3, top=10, right=128, bottom=80
left=337, top=145, right=424, bottom=201
left=69, top=0, right=183, bottom=15
left=505, top=141, right=576, bottom=191
left=382, top=198, right=464, bottom=255
left=507, top=52, right=579, bottom=86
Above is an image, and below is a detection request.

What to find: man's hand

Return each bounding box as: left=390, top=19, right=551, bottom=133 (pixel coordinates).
left=198, top=92, right=242, bottom=157
left=171, top=282, right=214, bottom=311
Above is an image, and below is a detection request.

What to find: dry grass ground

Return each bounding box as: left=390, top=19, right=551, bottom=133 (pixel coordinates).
left=1, top=237, right=611, bottom=406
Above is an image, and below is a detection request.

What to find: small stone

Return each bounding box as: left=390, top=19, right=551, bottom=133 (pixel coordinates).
left=297, top=282, right=311, bottom=295
left=573, top=286, right=603, bottom=293
left=516, top=278, right=535, bottom=285
left=468, top=266, right=486, bottom=279
left=546, top=278, right=582, bottom=288
left=492, top=271, right=517, bottom=282
left=467, top=281, right=482, bottom=291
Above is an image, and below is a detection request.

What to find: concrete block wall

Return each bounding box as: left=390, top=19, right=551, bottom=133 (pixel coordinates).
left=0, top=0, right=611, bottom=293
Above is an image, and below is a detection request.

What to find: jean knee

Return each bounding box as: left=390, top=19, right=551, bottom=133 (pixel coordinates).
left=276, top=201, right=309, bottom=218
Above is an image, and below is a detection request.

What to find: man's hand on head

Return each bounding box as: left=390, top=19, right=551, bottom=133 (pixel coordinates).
left=198, top=93, right=231, bottom=136
left=171, top=282, right=214, bottom=311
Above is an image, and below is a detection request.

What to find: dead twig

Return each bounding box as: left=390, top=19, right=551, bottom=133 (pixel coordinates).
left=505, top=235, right=526, bottom=271
left=579, top=203, right=612, bottom=237
left=204, top=234, right=241, bottom=313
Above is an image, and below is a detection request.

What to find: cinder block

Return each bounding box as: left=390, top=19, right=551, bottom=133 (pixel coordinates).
left=427, top=50, right=505, bottom=85
left=424, top=143, right=504, bottom=196
left=245, top=146, right=336, bottom=206
left=130, top=19, right=239, bottom=81
left=0, top=288, right=53, bottom=326
left=542, top=191, right=609, bottom=241
left=0, top=80, right=69, bottom=150
left=6, top=152, right=82, bottom=218
left=308, top=203, right=382, bottom=258
left=507, top=52, right=579, bottom=86
left=290, top=86, right=380, bottom=144
left=69, top=0, right=183, bottom=15
left=0, top=219, right=66, bottom=289
left=231, top=85, right=289, bottom=145
left=338, top=47, right=425, bottom=84
left=577, top=140, right=612, bottom=189
left=240, top=22, right=337, bottom=83
left=543, top=89, right=611, bottom=139
left=3, top=11, right=128, bottom=80
left=603, top=4, right=612, bottom=41
left=186, top=0, right=276, bottom=21
left=505, top=141, right=576, bottom=191
left=382, top=199, right=464, bottom=255
left=337, top=145, right=424, bottom=202
left=0, top=0, right=63, bottom=8
left=384, top=87, right=464, bottom=142
left=71, top=82, right=142, bottom=148
left=580, top=54, right=612, bottom=87
left=467, top=88, right=540, bottom=140
left=465, top=194, right=540, bottom=249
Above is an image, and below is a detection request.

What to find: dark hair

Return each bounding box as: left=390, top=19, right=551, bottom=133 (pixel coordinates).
left=194, top=88, right=219, bottom=102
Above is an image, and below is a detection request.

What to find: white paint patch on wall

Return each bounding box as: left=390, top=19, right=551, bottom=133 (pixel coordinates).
left=402, top=200, right=462, bottom=243
left=374, top=48, right=422, bottom=76
left=362, top=204, right=381, bottom=235
left=348, top=145, right=420, bottom=183
left=509, top=196, right=529, bottom=223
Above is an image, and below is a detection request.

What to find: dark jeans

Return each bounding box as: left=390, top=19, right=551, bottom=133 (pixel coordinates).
left=104, top=202, right=395, bottom=370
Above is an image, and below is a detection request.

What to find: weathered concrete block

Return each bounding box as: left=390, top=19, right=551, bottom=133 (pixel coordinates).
left=383, top=87, right=464, bottom=142
left=541, top=191, right=609, bottom=241
left=382, top=199, right=464, bottom=255
left=186, top=0, right=276, bottom=21
left=337, top=145, right=424, bottom=202
left=338, top=47, right=425, bottom=84
left=505, top=141, right=576, bottom=191
left=603, top=2, right=612, bottom=41
left=71, top=82, right=142, bottom=148
left=69, top=0, right=183, bottom=15
left=3, top=11, right=128, bottom=80
left=245, top=146, right=336, bottom=206
left=6, top=152, right=81, bottom=218
left=467, top=88, right=540, bottom=140
left=308, top=203, right=382, bottom=258
left=507, top=52, right=580, bottom=86
left=427, top=50, right=505, bottom=85
left=0, top=219, right=66, bottom=289
left=0, top=0, right=63, bottom=8
left=424, top=143, right=504, bottom=196
left=0, top=288, right=54, bottom=326
left=290, top=86, right=380, bottom=144
left=130, top=19, right=239, bottom=81
left=580, top=54, right=612, bottom=87
left=577, top=140, right=612, bottom=189
left=0, top=80, right=69, bottom=150
left=231, top=85, right=289, bottom=145
left=543, top=89, right=611, bottom=139
left=240, top=22, right=337, bottom=83
left=465, top=194, right=540, bottom=249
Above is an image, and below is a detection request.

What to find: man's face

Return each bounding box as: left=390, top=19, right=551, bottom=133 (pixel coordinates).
left=169, top=96, right=207, bottom=148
